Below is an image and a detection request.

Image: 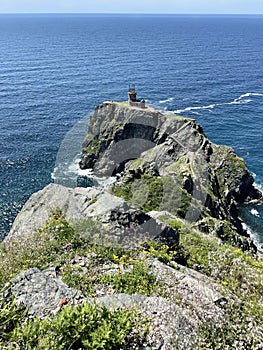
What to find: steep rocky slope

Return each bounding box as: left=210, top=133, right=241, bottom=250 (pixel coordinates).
left=80, top=101, right=262, bottom=249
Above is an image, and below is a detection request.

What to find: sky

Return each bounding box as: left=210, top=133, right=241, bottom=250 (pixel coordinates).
left=0, top=0, right=263, bottom=14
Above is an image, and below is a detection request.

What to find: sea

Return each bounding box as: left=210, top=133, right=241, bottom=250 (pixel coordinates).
left=0, top=14, right=262, bottom=248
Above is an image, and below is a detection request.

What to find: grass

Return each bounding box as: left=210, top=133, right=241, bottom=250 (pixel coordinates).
left=84, top=139, right=100, bottom=155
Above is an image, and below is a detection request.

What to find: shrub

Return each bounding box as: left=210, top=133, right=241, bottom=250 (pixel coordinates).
left=1, top=299, right=147, bottom=350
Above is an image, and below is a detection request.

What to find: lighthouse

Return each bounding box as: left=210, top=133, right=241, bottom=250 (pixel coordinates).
left=128, top=84, right=146, bottom=108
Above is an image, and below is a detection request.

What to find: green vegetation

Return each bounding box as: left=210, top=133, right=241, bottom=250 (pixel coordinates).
left=111, top=174, right=191, bottom=218
left=84, top=139, right=100, bottom=155
left=129, top=158, right=143, bottom=170
left=112, top=174, right=163, bottom=212
left=0, top=298, right=146, bottom=350
left=0, top=208, right=82, bottom=287
left=99, top=261, right=159, bottom=296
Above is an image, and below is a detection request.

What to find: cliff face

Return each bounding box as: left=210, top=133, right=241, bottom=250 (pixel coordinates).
left=80, top=102, right=262, bottom=248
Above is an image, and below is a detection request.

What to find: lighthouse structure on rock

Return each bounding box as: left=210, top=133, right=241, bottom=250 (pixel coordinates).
left=128, top=84, right=146, bottom=108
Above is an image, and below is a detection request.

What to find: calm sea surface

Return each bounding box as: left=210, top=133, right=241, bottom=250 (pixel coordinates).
left=0, top=14, right=262, bottom=246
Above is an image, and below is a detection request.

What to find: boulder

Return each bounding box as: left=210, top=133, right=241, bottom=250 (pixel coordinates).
left=6, top=183, right=179, bottom=247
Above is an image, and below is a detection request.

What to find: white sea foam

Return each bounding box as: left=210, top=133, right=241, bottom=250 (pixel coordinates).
left=77, top=166, right=116, bottom=189
left=254, top=181, right=263, bottom=194
left=173, top=104, right=215, bottom=114
left=159, top=97, right=174, bottom=104
left=241, top=222, right=263, bottom=253
left=78, top=167, right=94, bottom=177
left=172, top=92, right=263, bottom=115
left=251, top=209, right=260, bottom=217
left=226, top=92, right=263, bottom=105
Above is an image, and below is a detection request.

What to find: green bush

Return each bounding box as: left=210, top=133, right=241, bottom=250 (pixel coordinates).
left=0, top=209, right=83, bottom=287
left=1, top=299, right=147, bottom=350
left=0, top=296, right=26, bottom=343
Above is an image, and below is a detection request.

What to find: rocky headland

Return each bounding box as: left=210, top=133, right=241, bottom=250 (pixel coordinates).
left=79, top=101, right=262, bottom=248
left=1, top=101, right=262, bottom=349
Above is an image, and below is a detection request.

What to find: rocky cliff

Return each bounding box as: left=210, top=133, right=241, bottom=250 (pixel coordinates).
left=1, top=101, right=263, bottom=349
left=80, top=101, right=262, bottom=249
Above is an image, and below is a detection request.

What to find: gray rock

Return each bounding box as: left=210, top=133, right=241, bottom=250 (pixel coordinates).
left=4, top=267, right=84, bottom=318
left=146, top=257, right=228, bottom=321
left=6, top=183, right=179, bottom=247
left=92, top=293, right=198, bottom=350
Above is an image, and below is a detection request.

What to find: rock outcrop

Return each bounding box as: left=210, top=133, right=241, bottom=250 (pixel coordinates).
left=6, top=183, right=178, bottom=247
left=80, top=101, right=262, bottom=248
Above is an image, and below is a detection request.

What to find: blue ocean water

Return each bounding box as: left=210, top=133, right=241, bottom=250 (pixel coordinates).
left=0, top=14, right=262, bottom=246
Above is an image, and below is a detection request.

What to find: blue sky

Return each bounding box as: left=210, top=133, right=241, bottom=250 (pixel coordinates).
left=0, top=0, right=263, bottom=14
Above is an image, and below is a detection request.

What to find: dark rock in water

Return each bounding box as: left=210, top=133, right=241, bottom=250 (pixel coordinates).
left=76, top=175, right=97, bottom=188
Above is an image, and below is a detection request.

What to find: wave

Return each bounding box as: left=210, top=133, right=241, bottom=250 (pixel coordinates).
left=255, top=182, right=263, bottom=195
left=173, top=104, right=215, bottom=114
left=172, top=92, right=263, bottom=115
left=159, top=97, right=174, bottom=104
left=241, top=222, right=263, bottom=253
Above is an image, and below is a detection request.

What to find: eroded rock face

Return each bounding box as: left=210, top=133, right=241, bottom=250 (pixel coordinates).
left=79, top=102, right=262, bottom=244
left=6, top=183, right=178, bottom=247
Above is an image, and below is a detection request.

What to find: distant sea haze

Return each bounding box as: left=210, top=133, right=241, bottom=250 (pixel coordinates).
left=0, top=14, right=262, bottom=247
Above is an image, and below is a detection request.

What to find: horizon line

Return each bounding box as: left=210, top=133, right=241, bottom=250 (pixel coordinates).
left=0, top=12, right=263, bottom=16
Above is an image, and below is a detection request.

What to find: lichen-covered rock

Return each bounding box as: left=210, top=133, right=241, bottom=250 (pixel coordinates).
left=4, top=267, right=85, bottom=318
